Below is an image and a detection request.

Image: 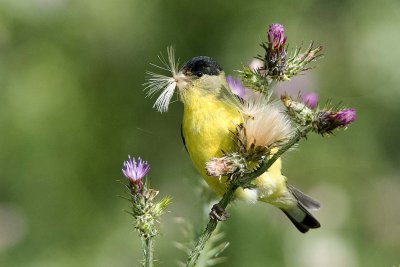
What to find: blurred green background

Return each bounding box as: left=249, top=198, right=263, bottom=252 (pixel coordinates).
left=1, top=0, right=399, bottom=266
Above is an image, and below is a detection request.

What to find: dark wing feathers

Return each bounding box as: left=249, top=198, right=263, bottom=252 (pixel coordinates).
left=288, top=184, right=321, bottom=211
left=181, top=124, right=188, bottom=153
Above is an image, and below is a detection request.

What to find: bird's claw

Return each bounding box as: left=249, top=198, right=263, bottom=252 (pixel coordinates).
left=209, top=204, right=230, bottom=221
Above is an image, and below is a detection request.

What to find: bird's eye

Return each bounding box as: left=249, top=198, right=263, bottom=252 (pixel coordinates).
left=196, top=72, right=203, bottom=77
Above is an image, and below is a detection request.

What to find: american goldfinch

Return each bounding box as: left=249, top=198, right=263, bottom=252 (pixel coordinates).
left=146, top=49, right=320, bottom=233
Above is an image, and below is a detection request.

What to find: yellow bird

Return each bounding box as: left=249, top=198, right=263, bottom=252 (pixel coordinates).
left=146, top=51, right=320, bottom=233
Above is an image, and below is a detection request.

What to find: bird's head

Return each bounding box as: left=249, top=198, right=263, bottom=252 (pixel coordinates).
left=176, top=56, right=223, bottom=91
left=145, top=48, right=226, bottom=113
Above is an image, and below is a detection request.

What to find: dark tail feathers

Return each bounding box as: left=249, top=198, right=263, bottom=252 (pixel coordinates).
left=281, top=185, right=321, bottom=233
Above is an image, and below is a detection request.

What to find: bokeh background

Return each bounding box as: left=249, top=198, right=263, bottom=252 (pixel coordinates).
left=1, top=0, right=399, bottom=266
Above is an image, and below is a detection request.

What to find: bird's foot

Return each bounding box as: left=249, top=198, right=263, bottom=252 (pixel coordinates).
left=209, top=204, right=230, bottom=221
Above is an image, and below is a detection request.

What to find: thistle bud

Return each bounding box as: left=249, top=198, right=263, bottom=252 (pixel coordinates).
left=281, top=94, right=314, bottom=126
left=265, top=23, right=287, bottom=79
left=268, top=23, right=287, bottom=51
left=122, top=156, right=150, bottom=185
left=120, top=155, right=171, bottom=241
left=335, top=108, right=356, bottom=126
left=302, top=92, right=318, bottom=109
left=206, top=153, right=246, bottom=178
left=314, top=108, right=356, bottom=134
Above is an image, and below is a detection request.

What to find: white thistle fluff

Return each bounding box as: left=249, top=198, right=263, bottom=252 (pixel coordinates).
left=144, top=47, right=179, bottom=113
left=240, top=94, right=292, bottom=148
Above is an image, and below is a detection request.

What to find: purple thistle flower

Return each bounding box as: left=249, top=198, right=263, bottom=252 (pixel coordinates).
left=302, top=92, right=318, bottom=109
left=315, top=108, right=356, bottom=134
left=334, top=108, right=356, bottom=126
left=226, top=76, right=247, bottom=99
left=122, top=155, right=150, bottom=183
left=268, top=23, right=287, bottom=51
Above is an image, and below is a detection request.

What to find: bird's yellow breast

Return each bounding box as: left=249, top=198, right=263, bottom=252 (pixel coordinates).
left=181, top=88, right=242, bottom=195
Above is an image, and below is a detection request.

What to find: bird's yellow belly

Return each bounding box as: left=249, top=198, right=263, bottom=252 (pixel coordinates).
left=182, top=95, right=241, bottom=195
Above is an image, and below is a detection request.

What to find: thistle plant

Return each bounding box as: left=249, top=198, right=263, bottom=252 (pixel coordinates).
left=175, top=220, right=229, bottom=267
left=183, top=23, right=354, bottom=266
left=120, top=156, right=171, bottom=267
left=240, top=23, right=323, bottom=94
left=120, top=22, right=356, bottom=266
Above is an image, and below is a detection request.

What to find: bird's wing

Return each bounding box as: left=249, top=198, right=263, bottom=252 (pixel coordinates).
left=288, top=184, right=321, bottom=211
left=218, top=80, right=246, bottom=111
left=181, top=124, right=188, bottom=153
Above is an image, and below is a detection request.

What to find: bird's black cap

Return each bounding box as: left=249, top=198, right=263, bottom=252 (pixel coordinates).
left=181, top=56, right=222, bottom=77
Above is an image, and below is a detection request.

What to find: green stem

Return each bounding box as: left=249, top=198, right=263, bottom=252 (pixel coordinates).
left=185, top=126, right=311, bottom=267
left=142, top=236, right=154, bottom=267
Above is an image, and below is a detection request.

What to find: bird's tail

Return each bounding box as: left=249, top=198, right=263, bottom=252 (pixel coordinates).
left=281, top=185, right=321, bottom=233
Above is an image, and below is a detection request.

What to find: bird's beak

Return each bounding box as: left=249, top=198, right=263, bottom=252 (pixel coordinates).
left=174, top=71, right=190, bottom=91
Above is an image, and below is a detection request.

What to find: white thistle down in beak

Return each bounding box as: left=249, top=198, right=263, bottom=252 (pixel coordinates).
left=144, top=47, right=183, bottom=113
